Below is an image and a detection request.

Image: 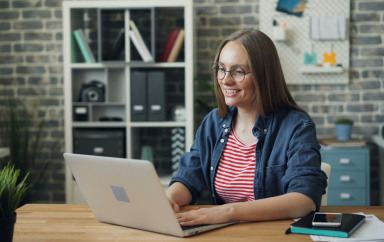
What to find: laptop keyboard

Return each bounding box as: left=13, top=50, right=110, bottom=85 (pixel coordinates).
left=181, top=224, right=209, bottom=230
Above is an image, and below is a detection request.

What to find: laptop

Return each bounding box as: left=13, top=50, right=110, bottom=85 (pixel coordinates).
left=64, top=153, right=235, bottom=237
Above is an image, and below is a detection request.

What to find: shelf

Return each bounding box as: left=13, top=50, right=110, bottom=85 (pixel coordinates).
left=71, top=62, right=186, bottom=69
left=129, top=62, right=186, bottom=68
left=130, top=121, right=186, bottom=128
left=73, top=102, right=125, bottom=106
left=71, top=62, right=125, bottom=69
left=73, top=122, right=187, bottom=128
left=64, top=1, right=193, bottom=203
left=73, top=122, right=126, bottom=127
left=299, top=66, right=344, bottom=74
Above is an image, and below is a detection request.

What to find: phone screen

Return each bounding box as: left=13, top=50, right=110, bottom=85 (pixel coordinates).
left=312, top=213, right=342, bottom=227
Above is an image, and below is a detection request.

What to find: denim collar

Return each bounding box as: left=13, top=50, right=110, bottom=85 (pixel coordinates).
left=221, top=106, right=273, bottom=139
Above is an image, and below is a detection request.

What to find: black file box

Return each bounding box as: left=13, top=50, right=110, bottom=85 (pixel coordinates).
left=147, top=71, right=166, bottom=121
left=73, top=128, right=126, bottom=158
left=131, top=71, right=147, bottom=121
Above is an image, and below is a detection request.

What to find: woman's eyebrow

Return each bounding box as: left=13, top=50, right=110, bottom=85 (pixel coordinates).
left=218, top=62, right=249, bottom=69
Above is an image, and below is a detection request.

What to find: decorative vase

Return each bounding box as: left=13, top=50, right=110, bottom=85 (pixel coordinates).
left=335, top=123, right=352, bottom=141
left=0, top=212, right=17, bottom=242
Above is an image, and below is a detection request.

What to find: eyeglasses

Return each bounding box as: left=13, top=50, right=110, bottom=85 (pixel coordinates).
left=214, top=65, right=251, bottom=82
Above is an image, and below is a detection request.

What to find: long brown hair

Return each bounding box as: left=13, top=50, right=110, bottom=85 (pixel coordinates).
left=213, top=29, right=301, bottom=117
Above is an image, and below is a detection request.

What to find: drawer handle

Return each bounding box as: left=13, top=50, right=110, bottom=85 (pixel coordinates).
left=339, top=175, right=351, bottom=182
left=339, top=158, right=350, bottom=165
left=93, top=147, right=104, bottom=154
left=340, top=193, right=351, bottom=200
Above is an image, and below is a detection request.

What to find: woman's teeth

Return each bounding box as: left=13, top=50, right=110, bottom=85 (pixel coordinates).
left=224, top=89, right=238, bottom=95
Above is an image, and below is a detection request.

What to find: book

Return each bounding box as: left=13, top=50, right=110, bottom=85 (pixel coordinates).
left=129, top=20, right=153, bottom=62
left=105, top=28, right=125, bottom=60
left=311, top=214, right=384, bottom=241
left=159, top=28, right=180, bottom=62
left=289, top=212, right=366, bottom=238
left=320, top=138, right=366, bottom=148
left=167, top=29, right=185, bottom=62
left=73, top=29, right=96, bottom=63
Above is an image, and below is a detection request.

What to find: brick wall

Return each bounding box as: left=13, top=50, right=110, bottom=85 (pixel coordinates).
left=0, top=0, right=65, bottom=202
left=0, top=0, right=383, bottom=203
left=194, top=0, right=384, bottom=139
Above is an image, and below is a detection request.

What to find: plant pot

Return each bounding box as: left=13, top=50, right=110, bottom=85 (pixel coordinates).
left=336, top=123, right=352, bottom=141
left=0, top=212, right=17, bottom=242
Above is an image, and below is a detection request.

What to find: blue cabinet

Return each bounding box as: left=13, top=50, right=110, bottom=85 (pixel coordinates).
left=321, top=147, right=370, bottom=205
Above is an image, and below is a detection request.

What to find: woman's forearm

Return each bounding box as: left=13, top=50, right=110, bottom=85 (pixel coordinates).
left=166, top=182, right=193, bottom=207
left=225, top=192, right=316, bottom=222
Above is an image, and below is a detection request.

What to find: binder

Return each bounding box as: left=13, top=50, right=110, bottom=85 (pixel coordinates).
left=129, top=20, right=153, bottom=62
left=147, top=71, right=165, bottom=121
left=130, top=71, right=147, bottom=121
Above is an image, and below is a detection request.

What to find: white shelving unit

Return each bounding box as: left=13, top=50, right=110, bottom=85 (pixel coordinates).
left=63, top=0, right=194, bottom=203
left=299, top=66, right=344, bottom=74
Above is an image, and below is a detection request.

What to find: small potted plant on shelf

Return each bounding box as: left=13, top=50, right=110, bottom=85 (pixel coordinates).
left=335, top=118, right=354, bottom=141
left=0, top=164, right=29, bottom=242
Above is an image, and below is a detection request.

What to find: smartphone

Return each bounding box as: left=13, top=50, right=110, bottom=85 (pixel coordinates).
left=312, top=212, right=343, bottom=227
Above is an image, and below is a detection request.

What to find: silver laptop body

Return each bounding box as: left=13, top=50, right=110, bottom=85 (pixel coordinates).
left=64, top=153, right=233, bottom=237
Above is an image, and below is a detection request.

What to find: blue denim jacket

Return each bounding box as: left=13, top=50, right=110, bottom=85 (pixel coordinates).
left=171, top=106, right=327, bottom=210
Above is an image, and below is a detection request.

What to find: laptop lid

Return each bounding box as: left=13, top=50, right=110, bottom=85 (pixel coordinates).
left=64, top=153, right=233, bottom=237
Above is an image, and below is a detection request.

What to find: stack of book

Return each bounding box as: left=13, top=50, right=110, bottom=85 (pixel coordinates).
left=288, top=212, right=366, bottom=238
left=73, top=24, right=184, bottom=63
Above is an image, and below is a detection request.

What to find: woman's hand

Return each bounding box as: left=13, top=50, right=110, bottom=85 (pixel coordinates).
left=168, top=196, right=180, bottom=212
left=176, top=205, right=234, bottom=226
left=166, top=182, right=192, bottom=212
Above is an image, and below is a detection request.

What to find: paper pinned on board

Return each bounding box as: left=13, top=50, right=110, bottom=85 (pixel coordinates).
left=310, top=16, right=346, bottom=40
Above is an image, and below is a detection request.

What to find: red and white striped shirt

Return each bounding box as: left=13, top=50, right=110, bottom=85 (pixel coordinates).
left=214, top=129, right=257, bottom=203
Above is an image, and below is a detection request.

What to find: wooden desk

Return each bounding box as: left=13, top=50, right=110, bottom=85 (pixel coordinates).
left=14, top=204, right=384, bottom=242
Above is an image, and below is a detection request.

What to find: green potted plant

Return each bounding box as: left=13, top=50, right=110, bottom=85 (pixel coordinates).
left=335, top=118, right=354, bottom=141
left=0, top=164, right=29, bottom=242
left=0, top=98, right=50, bottom=202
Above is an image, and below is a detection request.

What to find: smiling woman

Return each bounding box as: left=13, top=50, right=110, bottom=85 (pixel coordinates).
left=214, top=41, right=256, bottom=115
left=166, top=29, right=327, bottom=226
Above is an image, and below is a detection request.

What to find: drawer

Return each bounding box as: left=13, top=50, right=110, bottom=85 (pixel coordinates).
left=328, top=188, right=368, bottom=206
left=321, top=151, right=367, bottom=171
left=329, top=171, right=367, bottom=189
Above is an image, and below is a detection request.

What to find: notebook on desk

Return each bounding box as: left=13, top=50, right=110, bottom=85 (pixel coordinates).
left=64, top=153, right=234, bottom=237
left=288, top=212, right=366, bottom=238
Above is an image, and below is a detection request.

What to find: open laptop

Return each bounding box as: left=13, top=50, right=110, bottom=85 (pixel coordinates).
left=64, top=153, right=234, bottom=237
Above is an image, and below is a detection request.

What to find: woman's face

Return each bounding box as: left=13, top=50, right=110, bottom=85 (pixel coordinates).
left=217, top=41, right=256, bottom=110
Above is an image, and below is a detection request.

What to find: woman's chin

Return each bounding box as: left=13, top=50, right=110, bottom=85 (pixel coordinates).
left=224, top=99, right=238, bottom=107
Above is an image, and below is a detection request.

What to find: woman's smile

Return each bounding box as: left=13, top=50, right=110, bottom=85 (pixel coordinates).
left=223, top=88, right=240, bottom=97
